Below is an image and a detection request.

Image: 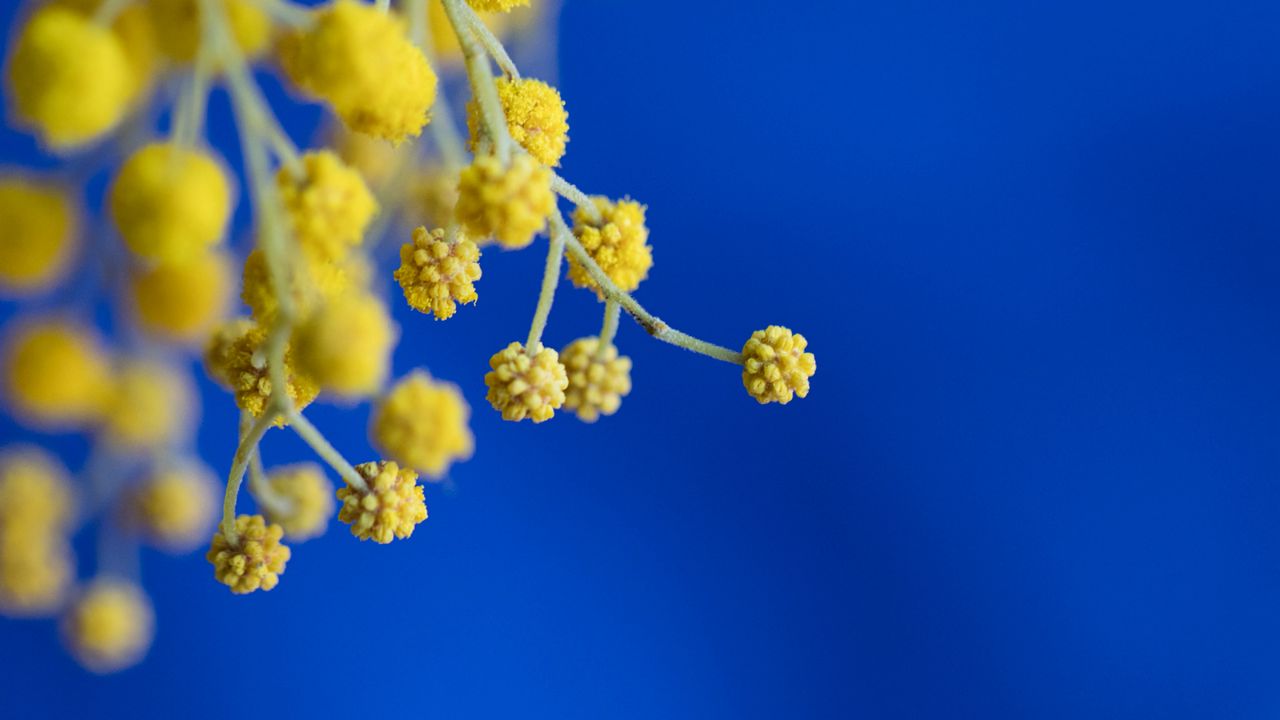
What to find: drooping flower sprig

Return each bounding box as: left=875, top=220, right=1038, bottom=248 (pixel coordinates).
left=0, top=0, right=816, bottom=673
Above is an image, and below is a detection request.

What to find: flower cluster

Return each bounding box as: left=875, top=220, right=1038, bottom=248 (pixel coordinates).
left=0, top=0, right=815, bottom=674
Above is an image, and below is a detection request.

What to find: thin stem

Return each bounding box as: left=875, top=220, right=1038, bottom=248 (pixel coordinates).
left=173, top=40, right=214, bottom=149
left=247, top=0, right=313, bottom=28
left=290, top=413, right=369, bottom=492
left=598, top=298, right=621, bottom=349
left=409, top=0, right=468, bottom=170
left=551, top=173, right=601, bottom=223
left=441, top=0, right=513, bottom=162
left=221, top=410, right=278, bottom=543
left=375, top=0, right=391, bottom=12
left=459, top=1, right=520, bottom=79
left=525, top=227, right=566, bottom=351
left=243, top=413, right=293, bottom=516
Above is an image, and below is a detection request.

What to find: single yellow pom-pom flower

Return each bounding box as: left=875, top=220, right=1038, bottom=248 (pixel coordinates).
left=110, top=142, right=231, bottom=266
left=0, top=177, right=78, bottom=296
left=467, top=77, right=569, bottom=167
left=394, top=227, right=482, bottom=320
left=6, top=6, right=132, bottom=149
left=0, top=446, right=74, bottom=531
left=260, top=463, right=334, bottom=542
left=337, top=461, right=427, bottom=544
left=484, top=341, right=568, bottom=423
left=147, top=0, right=272, bottom=63
left=280, top=0, right=437, bottom=143
left=567, top=197, right=652, bottom=297
left=130, top=249, right=233, bottom=345
left=0, top=536, right=73, bottom=617
left=2, top=318, right=113, bottom=429
left=277, top=150, right=379, bottom=262
left=292, top=292, right=396, bottom=399
left=467, top=0, right=529, bottom=12
left=560, top=337, right=633, bottom=422
left=129, top=462, right=218, bottom=552
left=204, top=320, right=319, bottom=422
left=741, top=326, right=817, bottom=405
left=54, top=0, right=159, bottom=106
left=100, top=358, right=196, bottom=452
left=241, top=248, right=366, bottom=327
left=206, top=514, right=291, bottom=594
left=456, top=154, right=553, bottom=249
left=61, top=579, right=153, bottom=673
left=371, top=371, right=474, bottom=479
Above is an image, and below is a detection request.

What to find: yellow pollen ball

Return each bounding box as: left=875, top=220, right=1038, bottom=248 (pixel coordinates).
left=203, top=319, right=319, bottom=423
left=394, top=227, right=482, bottom=320
left=455, top=154, right=553, bottom=249
left=0, top=177, right=78, bottom=296
left=337, top=460, right=427, bottom=544
left=110, top=142, right=232, bottom=266
left=292, top=292, right=396, bottom=399
left=467, top=77, right=569, bottom=167
left=277, top=150, right=379, bottom=262
left=741, top=326, right=817, bottom=405
left=2, top=319, right=113, bottom=429
left=0, top=535, right=74, bottom=617
left=280, top=0, right=437, bottom=143
left=6, top=6, right=132, bottom=149
left=560, top=337, right=633, bottom=423
left=567, top=197, right=652, bottom=297
left=0, top=447, right=75, bottom=532
left=61, top=579, right=154, bottom=673
left=130, top=462, right=218, bottom=552
left=484, top=341, right=568, bottom=423
left=371, top=371, right=474, bottom=479
left=206, top=514, right=291, bottom=594
left=130, top=248, right=234, bottom=345
left=241, top=248, right=367, bottom=327
left=100, top=358, right=196, bottom=452
left=147, top=0, right=272, bottom=63
left=261, top=463, right=334, bottom=542
left=54, top=0, right=160, bottom=105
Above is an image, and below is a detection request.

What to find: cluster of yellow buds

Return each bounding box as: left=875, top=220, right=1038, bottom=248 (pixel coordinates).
left=0, top=0, right=816, bottom=674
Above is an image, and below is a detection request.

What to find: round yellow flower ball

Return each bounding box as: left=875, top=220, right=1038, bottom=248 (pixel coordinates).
left=130, top=248, right=233, bottom=345
left=206, top=514, right=291, bottom=594
left=0, top=536, right=74, bottom=617
left=202, top=319, right=319, bottom=422
left=483, top=341, right=568, bottom=423
left=6, top=6, right=132, bottom=149
left=560, top=337, right=633, bottom=422
left=100, top=358, right=196, bottom=452
left=61, top=579, right=154, bottom=673
left=741, top=326, right=817, bottom=404
left=130, top=462, right=219, bottom=552
left=371, top=371, right=474, bottom=479
left=337, top=460, right=427, bottom=543
left=567, top=197, right=652, bottom=297
left=54, top=0, right=160, bottom=105
left=110, top=142, right=232, bottom=266
left=260, top=463, right=334, bottom=542
left=0, top=177, right=78, bottom=296
left=292, top=292, right=396, bottom=399
left=2, top=318, right=113, bottom=429
left=467, top=77, right=569, bottom=167
left=277, top=150, right=379, bottom=261
left=0, top=445, right=75, bottom=532
left=394, top=227, right=482, bottom=320
left=455, top=154, right=553, bottom=249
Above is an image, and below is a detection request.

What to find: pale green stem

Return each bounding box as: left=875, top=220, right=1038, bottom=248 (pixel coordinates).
left=598, top=298, right=621, bottom=349
left=409, top=0, right=467, bottom=170
left=290, top=413, right=369, bottom=492
left=441, top=0, right=513, bottom=162
left=221, top=409, right=278, bottom=543
left=525, top=226, right=566, bottom=351
left=551, top=173, right=601, bottom=222
left=376, top=0, right=391, bottom=12
left=248, top=0, right=313, bottom=28
left=552, top=208, right=743, bottom=365
left=459, top=1, right=520, bottom=79
left=173, top=40, right=214, bottom=149
left=93, top=0, right=132, bottom=26
left=242, top=413, right=293, bottom=516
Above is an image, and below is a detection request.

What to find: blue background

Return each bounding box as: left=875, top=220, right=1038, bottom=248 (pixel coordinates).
left=3, top=0, right=1280, bottom=717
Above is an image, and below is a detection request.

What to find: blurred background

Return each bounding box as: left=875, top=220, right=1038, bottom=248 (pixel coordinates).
left=3, top=0, right=1280, bottom=717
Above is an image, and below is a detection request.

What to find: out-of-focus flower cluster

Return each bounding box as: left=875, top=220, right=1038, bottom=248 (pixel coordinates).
left=0, top=0, right=815, bottom=674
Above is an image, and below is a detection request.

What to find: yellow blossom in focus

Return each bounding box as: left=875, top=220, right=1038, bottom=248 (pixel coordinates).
left=0, top=177, right=77, bottom=296
left=394, top=227, right=482, bottom=320
left=467, top=77, right=569, bottom=167
left=2, top=318, right=113, bottom=429
left=100, top=358, right=195, bottom=452
left=0, top=537, right=73, bottom=617
left=279, top=0, right=437, bottom=143
left=110, top=142, right=231, bottom=266
left=292, top=292, right=396, bottom=399
left=560, top=337, right=632, bottom=422
left=6, top=6, right=132, bottom=149
left=204, top=320, right=319, bottom=422
left=371, top=371, right=474, bottom=479
left=277, top=150, right=379, bottom=261
left=741, top=326, right=816, bottom=405
left=484, top=341, right=568, bottom=423
left=206, top=514, right=291, bottom=594
left=130, top=462, right=218, bottom=552
left=130, top=249, right=233, bottom=345
left=456, top=154, right=553, bottom=249
left=337, top=460, right=427, bottom=543
left=61, top=579, right=154, bottom=673
left=261, top=463, right=334, bottom=541
left=147, top=0, right=272, bottom=63
left=567, top=197, right=652, bottom=297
